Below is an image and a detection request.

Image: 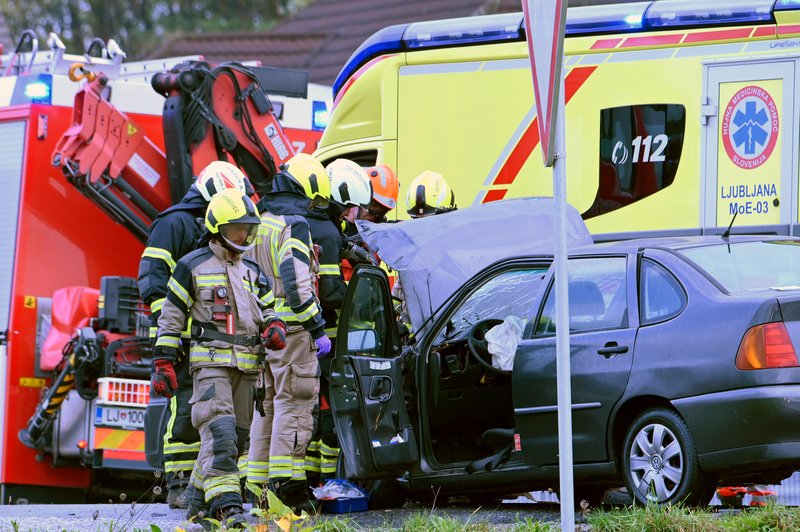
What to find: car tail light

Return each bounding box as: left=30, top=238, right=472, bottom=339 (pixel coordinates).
left=736, top=322, right=799, bottom=370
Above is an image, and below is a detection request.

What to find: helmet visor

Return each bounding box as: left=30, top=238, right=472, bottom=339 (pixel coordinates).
left=310, top=193, right=330, bottom=210
left=219, top=223, right=259, bottom=252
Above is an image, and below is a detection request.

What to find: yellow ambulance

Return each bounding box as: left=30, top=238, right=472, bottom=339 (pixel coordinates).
left=314, top=0, right=800, bottom=237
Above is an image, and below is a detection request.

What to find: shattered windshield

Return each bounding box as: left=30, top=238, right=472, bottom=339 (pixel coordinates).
left=679, top=240, right=800, bottom=293
left=440, top=268, right=548, bottom=341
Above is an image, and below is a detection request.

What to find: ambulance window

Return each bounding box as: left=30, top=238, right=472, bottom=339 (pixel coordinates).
left=319, top=150, right=377, bottom=168
left=585, top=104, right=685, bottom=219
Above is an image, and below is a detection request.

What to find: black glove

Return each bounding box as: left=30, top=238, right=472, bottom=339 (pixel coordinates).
left=342, top=241, right=378, bottom=266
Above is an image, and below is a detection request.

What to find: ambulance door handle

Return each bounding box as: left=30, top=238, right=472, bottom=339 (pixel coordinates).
left=700, top=98, right=717, bottom=126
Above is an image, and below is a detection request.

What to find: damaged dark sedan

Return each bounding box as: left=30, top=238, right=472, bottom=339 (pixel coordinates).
left=331, top=199, right=800, bottom=508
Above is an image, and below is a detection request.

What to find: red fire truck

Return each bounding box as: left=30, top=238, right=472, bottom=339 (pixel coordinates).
left=0, top=31, right=329, bottom=503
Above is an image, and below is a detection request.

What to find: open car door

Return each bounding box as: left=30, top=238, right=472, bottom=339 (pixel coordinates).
left=331, top=265, right=419, bottom=480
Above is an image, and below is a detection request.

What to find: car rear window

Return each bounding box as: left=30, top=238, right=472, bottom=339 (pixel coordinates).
left=679, top=240, right=800, bottom=293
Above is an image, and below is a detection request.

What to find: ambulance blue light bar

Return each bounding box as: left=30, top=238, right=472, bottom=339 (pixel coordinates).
left=566, top=2, right=648, bottom=35
left=334, top=24, right=408, bottom=97
left=333, top=0, right=793, bottom=98
left=404, top=14, right=523, bottom=50
left=646, top=0, right=776, bottom=29
left=775, top=0, right=800, bottom=10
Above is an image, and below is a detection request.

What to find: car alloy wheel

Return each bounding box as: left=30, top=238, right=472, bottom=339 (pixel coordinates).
left=628, top=421, right=683, bottom=502
left=621, top=407, right=715, bottom=506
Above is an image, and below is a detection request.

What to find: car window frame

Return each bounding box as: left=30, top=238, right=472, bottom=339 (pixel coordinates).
left=532, top=254, right=630, bottom=337
left=638, top=256, right=688, bottom=326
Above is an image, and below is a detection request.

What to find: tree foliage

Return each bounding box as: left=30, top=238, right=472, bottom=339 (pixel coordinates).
left=0, top=0, right=311, bottom=59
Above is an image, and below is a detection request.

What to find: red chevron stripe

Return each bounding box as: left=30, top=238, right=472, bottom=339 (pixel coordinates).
left=483, top=65, right=597, bottom=201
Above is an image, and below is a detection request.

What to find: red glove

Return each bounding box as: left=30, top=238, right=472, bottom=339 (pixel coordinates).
left=262, top=320, right=287, bottom=350
left=151, top=359, right=178, bottom=398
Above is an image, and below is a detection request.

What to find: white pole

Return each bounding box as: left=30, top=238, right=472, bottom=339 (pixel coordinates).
left=553, top=72, right=574, bottom=532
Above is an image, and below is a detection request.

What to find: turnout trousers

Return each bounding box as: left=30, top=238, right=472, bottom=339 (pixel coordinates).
left=248, top=328, right=319, bottom=493
left=187, top=366, right=256, bottom=517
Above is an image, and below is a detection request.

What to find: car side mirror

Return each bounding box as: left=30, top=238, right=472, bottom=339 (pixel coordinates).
left=347, top=329, right=377, bottom=352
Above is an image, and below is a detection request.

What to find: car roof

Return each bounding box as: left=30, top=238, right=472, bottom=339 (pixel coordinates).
left=577, top=234, right=800, bottom=255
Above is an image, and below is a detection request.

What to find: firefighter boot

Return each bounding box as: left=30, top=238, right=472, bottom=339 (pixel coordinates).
left=166, top=484, right=189, bottom=509
left=274, top=479, right=319, bottom=515
left=217, top=504, right=249, bottom=529
left=185, top=484, right=208, bottom=522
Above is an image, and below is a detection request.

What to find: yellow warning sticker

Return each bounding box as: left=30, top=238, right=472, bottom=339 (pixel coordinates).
left=20, top=377, right=46, bottom=388
left=127, top=123, right=138, bottom=136
left=23, top=296, right=36, bottom=308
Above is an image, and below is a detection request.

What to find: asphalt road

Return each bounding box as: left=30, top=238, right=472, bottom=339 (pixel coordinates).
left=0, top=499, right=565, bottom=531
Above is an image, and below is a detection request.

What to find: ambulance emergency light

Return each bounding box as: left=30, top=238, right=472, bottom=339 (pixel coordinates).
left=565, top=2, right=648, bottom=35
left=645, top=0, right=775, bottom=28
left=774, top=0, right=800, bottom=11
left=404, top=13, right=523, bottom=50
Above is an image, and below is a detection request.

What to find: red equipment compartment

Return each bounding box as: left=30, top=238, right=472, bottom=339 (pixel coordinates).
left=2, top=102, right=161, bottom=492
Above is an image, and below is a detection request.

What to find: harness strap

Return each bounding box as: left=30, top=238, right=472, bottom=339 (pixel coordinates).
left=191, top=322, right=261, bottom=348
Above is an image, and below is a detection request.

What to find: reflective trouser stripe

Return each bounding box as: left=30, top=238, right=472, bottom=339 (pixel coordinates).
left=205, top=474, right=240, bottom=500
left=269, top=456, right=307, bottom=480
left=320, top=442, right=339, bottom=475
left=248, top=460, right=269, bottom=483
left=164, top=457, right=198, bottom=475
left=304, top=439, right=321, bottom=473
left=238, top=455, right=248, bottom=480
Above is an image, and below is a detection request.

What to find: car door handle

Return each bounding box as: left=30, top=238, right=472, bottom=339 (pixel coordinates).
left=368, top=376, right=393, bottom=403
left=597, top=343, right=629, bottom=358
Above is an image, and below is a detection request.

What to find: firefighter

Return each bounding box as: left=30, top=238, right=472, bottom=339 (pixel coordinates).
left=359, top=164, right=399, bottom=223
left=304, top=159, right=373, bottom=490
left=394, top=171, right=458, bottom=333
left=246, top=153, right=331, bottom=512
left=138, top=161, right=250, bottom=509
left=405, top=170, right=457, bottom=218
left=342, top=163, right=399, bottom=282
left=152, top=189, right=286, bottom=528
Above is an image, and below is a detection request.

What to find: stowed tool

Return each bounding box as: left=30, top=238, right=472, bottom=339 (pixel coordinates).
left=19, top=327, right=101, bottom=450
left=53, top=60, right=302, bottom=242
left=212, top=285, right=234, bottom=334
left=52, top=67, right=170, bottom=241
left=151, top=61, right=299, bottom=197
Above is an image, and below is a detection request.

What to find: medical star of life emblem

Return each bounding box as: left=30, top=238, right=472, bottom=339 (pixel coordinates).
left=721, top=85, right=779, bottom=170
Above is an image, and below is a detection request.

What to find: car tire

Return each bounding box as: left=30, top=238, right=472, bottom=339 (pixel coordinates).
left=365, top=478, right=408, bottom=509
left=621, top=407, right=715, bottom=506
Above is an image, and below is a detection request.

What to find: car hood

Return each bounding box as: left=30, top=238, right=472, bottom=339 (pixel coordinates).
left=356, top=197, right=593, bottom=332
